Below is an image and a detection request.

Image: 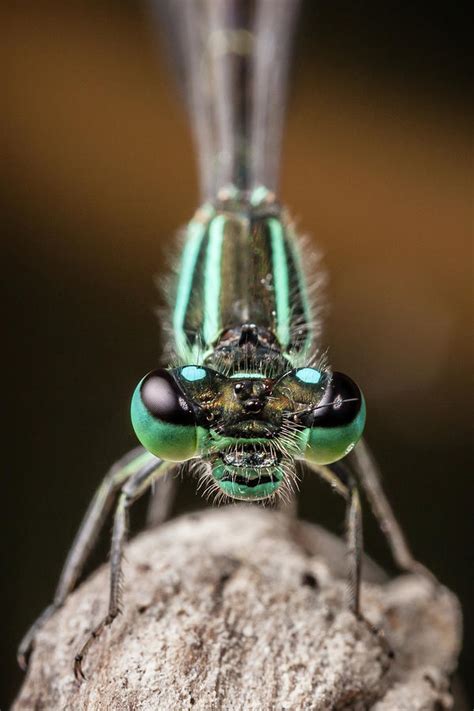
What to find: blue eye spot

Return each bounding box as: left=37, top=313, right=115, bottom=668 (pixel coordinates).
left=181, top=365, right=207, bottom=382
left=296, top=367, right=322, bottom=385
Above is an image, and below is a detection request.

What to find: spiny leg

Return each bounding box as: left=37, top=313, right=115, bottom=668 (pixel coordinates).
left=345, top=475, right=363, bottom=614
left=349, top=439, right=437, bottom=582
left=17, top=447, right=157, bottom=669
left=74, top=458, right=174, bottom=680
left=146, top=472, right=177, bottom=528
left=304, top=459, right=395, bottom=660
left=303, top=460, right=362, bottom=614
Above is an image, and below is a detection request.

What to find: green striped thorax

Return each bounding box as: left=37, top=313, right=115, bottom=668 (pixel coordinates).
left=131, top=189, right=366, bottom=501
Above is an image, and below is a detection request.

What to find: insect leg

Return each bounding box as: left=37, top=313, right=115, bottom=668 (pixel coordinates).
left=345, top=475, right=363, bottom=614
left=74, top=457, right=174, bottom=680
left=348, top=439, right=436, bottom=582
left=303, top=461, right=362, bottom=614
left=17, top=447, right=156, bottom=669
left=146, top=473, right=177, bottom=528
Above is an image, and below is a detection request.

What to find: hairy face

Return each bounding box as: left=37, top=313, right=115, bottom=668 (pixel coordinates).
left=131, top=365, right=365, bottom=501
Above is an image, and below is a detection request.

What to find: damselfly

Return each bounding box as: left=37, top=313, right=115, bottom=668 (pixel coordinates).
left=18, top=0, right=435, bottom=679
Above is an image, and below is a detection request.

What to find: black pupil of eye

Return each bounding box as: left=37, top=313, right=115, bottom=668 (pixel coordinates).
left=141, top=369, right=195, bottom=425
left=311, top=372, right=361, bottom=428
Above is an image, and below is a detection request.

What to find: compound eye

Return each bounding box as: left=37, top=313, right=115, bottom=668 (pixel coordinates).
left=305, top=372, right=366, bottom=465
left=312, top=372, right=363, bottom=428
left=131, top=369, right=198, bottom=461
left=140, top=369, right=195, bottom=424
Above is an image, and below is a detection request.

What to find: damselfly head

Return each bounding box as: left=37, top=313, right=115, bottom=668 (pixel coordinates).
left=131, top=365, right=366, bottom=501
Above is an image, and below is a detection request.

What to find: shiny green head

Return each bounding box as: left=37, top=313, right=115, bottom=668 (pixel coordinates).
left=131, top=364, right=365, bottom=501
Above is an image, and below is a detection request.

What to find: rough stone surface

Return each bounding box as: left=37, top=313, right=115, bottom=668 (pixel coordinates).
left=14, top=507, right=462, bottom=710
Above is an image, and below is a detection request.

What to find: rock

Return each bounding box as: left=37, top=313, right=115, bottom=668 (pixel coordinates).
left=14, top=506, right=462, bottom=710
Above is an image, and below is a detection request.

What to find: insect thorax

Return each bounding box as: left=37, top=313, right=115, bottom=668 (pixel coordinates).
left=172, top=191, right=317, bottom=377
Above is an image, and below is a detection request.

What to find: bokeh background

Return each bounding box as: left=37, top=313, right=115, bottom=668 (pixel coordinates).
left=2, top=1, right=472, bottom=706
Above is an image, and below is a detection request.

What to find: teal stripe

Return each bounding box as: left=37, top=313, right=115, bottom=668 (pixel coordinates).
left=203, top=215, right=226, bottom=346
left=268, top=217, right=290, bottom=349
left=173, top=219, right=206, bottom=358
left=285, top=231, right=313, bottom=353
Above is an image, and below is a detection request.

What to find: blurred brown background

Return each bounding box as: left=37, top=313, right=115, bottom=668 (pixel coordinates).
left=2, top=1, right=472, bottom=706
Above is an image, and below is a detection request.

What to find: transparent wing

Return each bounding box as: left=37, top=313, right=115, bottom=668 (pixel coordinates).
left=151, top=0, right=300, bottom=200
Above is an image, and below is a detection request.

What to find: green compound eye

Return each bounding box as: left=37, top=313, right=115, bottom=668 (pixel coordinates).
left=131, top=368, right=198, bottom=461
left=304, top=372, right=366, bottom=465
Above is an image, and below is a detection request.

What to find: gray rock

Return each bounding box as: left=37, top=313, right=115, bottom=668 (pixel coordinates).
left=14, top=507, right=462, bottom=710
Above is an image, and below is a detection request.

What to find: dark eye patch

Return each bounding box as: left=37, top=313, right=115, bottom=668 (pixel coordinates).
left=140, top=369, right=195, bottom=425
left=311, top=372, right=362, bottom=428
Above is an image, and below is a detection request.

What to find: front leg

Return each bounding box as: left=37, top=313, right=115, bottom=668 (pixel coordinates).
left=17, top=447, right=155, bottom=670
left=146, top=473, right=177, bottom=528
left=345, top=474, right=363, bottom=614
left=302, top=460, right=362, bottom=614
left=74, top=458, right=174, bottom=680
left=349, top=440, right=437, bottom=583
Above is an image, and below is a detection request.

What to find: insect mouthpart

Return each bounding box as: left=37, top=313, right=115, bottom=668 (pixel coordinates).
left=212, top=443, right=284, bottom=500
left=221, top=445, right=280, bottom=468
